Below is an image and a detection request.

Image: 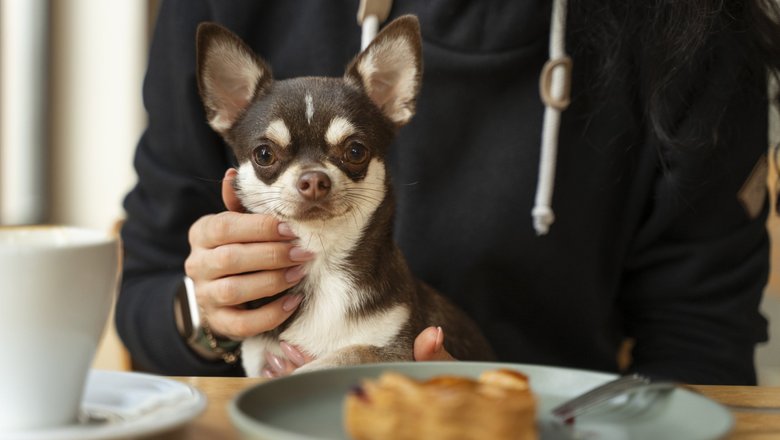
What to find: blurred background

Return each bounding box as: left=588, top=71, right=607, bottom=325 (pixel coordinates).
left=1, top=0, right=779, bottom=383
left=1, top=0, right=156, bottom=230
left=0, top=0, right=157, bottom=371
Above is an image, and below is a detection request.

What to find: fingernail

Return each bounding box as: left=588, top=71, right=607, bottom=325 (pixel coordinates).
left=261, top=367, right=275, bottom=378
left=280, top=341, right=306, bottom=366
left=289, top=246, right=315, bottom=262
left=266, top=352, right=287, bottom=374
left=282, top=293, right=303, bottom=312
left=434, top=326, right=444, bottom=353
left=285, top=265, right=306, bottom=284
left=278, top=222, right=296, bottom=238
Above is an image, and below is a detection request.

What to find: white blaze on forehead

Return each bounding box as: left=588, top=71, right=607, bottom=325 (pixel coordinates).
left=265, top=119, right=291, bottom=148
left=325, top=116, right=356, bottom=146
left=305, top=93, right=314, bottom=124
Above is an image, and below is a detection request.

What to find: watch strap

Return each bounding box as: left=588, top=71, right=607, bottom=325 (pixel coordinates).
left=200, top=318, right=241, bottom=364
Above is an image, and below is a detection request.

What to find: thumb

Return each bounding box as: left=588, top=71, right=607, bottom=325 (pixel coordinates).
left=414, top=326, right=456, bottom=361
left=222, top=168, right=246, bottom=213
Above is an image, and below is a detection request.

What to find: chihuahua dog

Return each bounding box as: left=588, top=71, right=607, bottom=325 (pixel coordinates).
left=196, top=16, right=494, bottom=376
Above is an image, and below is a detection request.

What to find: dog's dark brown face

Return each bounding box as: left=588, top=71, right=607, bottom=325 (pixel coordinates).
left=196, top=17, right=421, bottom=223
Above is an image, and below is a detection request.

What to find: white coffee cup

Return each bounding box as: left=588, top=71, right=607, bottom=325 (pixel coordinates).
left=0, top=225, right=118, bottom=431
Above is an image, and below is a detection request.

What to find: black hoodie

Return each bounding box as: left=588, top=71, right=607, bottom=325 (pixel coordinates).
left=118, top=0, right=770, bottom=384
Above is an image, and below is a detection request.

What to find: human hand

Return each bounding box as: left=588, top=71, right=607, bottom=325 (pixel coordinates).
left=260, top=325, right=456, bottom=378
left=261, top=342, right=317, bottom=378
left=413, top=326, right=456, bottom=361
left=184, top=169, right=315, bottom=341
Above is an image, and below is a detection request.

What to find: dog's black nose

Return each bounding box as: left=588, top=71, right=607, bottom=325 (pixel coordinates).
left=297, top=171, right=331, bottom=201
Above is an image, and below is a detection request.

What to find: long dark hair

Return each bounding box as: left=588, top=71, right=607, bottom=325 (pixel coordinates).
left=569, top=0, right=780, bottom=149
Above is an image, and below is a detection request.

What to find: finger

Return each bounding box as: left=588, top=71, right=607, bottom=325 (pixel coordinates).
left=190, top=211, right=297, bottom=249
left=222, top=168, right=246, bottom=213
left=207, top=292, right=304, bottom=339
left=414, top=326, right=456, bottom=361
left=265, top=351, right=296, bottom=377
left=190, top=242, right=315, bottom=280
left=280, top=341, right=316, bottom=368
left=201, top=267, right=307, bottom=308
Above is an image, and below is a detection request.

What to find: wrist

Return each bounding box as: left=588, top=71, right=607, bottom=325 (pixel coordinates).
left=174, top=276, right=241, bottom=363
left=199, top=318, right=242, bottom=364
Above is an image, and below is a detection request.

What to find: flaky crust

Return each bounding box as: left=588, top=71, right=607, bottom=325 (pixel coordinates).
left=344, top=369, right=537, bottom=440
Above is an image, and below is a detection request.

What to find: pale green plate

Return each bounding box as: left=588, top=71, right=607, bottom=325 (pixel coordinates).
left=229, top=362, right=733, bottom=440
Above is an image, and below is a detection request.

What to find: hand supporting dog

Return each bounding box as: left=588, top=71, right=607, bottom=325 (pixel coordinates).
left=184, top=169, right=315, bottom=341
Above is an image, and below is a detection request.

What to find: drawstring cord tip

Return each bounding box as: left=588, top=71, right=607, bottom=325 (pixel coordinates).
left=532, top=206, right=555, bottom=236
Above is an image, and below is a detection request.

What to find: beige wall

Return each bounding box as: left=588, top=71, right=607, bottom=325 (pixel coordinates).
left=48, top=0, right=148, bottom=231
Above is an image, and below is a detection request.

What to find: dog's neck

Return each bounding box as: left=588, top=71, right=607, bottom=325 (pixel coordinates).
left=288, top=216, right=370, bottom=264
left=289, top=190, right=394, bottom=270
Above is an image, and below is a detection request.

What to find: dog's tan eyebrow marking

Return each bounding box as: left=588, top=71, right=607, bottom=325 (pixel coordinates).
left=305, top=93, right=314, bottom=125
left=325, top=116, right=356, bottom=146
left=265, top=119, right=291, bottom=148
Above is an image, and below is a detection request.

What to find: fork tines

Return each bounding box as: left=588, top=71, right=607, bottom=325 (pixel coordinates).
left=551, top=373, right=651, bottom=420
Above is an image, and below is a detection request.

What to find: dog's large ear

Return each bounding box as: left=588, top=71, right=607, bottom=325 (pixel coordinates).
left=345, top=15, right=422, bottom=127
left=196, top=23, right=272, bottom=133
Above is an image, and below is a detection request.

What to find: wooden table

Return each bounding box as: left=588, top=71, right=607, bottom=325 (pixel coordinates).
left=149, top=377, right=780, bottom=439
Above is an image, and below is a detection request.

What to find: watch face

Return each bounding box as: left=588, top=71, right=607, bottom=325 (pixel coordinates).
left=175, top=282, right=196, bottom=339
left=175, top=280, right=223, bottom=361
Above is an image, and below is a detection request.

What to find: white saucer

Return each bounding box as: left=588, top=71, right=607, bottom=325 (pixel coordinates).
left=3, top=370, right=207, bottom=440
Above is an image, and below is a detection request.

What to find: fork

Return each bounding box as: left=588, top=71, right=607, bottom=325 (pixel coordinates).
left=550, top=373, right=676, bottom=422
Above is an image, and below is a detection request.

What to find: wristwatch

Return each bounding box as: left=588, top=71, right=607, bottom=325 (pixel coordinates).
left=174, top=276, right=241, bottom=363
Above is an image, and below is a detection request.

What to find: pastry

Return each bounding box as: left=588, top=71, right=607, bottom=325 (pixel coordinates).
left=344, top=369, right=537, bottom=440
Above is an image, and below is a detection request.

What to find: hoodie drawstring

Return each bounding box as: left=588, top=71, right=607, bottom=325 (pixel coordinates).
left=533, top=0, right=572, bottom=235
left=356, top=0, right=571, bottom=235
left=357, top=0, right=392, bottom=49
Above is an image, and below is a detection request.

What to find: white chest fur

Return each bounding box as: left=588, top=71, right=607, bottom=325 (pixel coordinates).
left=282, top=261, right=409, bottom=357
left=240, top=233, right=410, bottom=376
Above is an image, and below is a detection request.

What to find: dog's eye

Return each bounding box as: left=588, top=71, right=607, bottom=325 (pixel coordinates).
left=344, top=142, right=369, bottom=165
left=252, top=145, right=276, bottom=167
